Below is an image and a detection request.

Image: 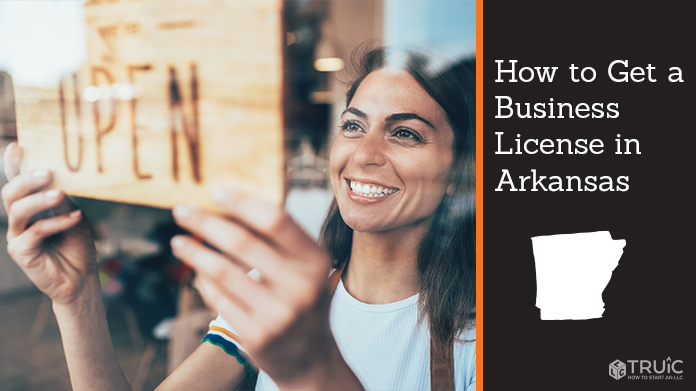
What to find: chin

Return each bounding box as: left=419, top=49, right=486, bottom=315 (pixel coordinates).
left=340, top=211, right=391, bottom=233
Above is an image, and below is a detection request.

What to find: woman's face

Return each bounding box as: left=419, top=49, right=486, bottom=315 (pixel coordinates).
left=330, top=69, right=454, bottom=233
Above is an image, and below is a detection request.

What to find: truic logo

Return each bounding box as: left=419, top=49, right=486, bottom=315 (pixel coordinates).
left=609, top=360, right=626, bottom=380
left=609, top=357, right=684, bottom=381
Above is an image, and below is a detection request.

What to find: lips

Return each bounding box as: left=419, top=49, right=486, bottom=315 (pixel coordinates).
left=347, top=179, right=399, bottom=198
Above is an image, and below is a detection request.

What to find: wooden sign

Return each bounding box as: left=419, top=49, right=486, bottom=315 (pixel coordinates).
left=13, top=0, right=285, bottom=210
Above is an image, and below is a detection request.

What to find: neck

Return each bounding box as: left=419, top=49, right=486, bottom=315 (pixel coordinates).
left=343, top=223, right=429, bottom=304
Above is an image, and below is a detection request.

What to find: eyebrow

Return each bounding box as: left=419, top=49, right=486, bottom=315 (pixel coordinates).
left=386, top=113, right=435, bottom=129
left=341, top=107, right=436, bottom=129
left=342, top=107, right=368, bottom=119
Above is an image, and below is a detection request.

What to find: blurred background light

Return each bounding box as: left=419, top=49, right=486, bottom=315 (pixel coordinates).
left=314, top=57, right=344, bottom=72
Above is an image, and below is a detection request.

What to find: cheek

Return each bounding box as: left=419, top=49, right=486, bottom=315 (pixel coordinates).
left=396, top=152, right=452, bottom=208
left=329, top=139, right=351, bottom=188
left=397, top=151, right=452, bottom=189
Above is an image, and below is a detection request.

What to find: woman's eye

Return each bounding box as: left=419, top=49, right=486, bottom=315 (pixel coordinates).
left=393, top=128, right=423, bottom=142
left=340, top=121, right=363, bottom=134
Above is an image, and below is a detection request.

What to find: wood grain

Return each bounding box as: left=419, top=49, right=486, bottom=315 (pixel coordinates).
left=15, top=0, right=285, bottom=210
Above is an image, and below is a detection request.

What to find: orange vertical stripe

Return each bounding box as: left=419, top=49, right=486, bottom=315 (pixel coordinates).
left=475, top=0, right=483, bottom=390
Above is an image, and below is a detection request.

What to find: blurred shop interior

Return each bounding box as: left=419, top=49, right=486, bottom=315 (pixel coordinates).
left=0, top=0, right=474, bottom=390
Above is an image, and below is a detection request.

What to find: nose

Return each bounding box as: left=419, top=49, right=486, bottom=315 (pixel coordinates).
left=350, top=130, right=387, bottom=167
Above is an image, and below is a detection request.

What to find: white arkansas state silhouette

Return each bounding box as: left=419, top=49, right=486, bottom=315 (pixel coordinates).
left=532, top=231, right=626, bottom=320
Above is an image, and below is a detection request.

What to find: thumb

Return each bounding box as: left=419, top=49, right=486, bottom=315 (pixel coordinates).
left=3, top=142, right=22, bottom=181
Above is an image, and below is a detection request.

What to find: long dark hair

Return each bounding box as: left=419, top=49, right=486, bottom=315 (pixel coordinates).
left=320, top=47, right=476, bottom=358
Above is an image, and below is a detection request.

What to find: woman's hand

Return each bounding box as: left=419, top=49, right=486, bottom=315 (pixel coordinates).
left=2, top=142, right=97, bottom=306
left=171, top=189, right=362, bottom=390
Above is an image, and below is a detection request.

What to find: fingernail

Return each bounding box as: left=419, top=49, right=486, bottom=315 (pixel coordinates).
left=172, top=205, right=193, bottom=220
left=171, top=236, right=186, bottom=250
left=45, top=189, right=61, bottom=199
left=211, top=188, right=228, bottom=203
left=32, top=169, right=49, bottom=179
left=69, top=210, right=82, bottom=219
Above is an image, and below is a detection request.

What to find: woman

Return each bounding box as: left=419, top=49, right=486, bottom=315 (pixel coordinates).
left=2, top=47, right=475, bottom=390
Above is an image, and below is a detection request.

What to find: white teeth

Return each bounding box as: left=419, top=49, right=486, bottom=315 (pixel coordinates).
left=348, top=180, right=398, bottom=197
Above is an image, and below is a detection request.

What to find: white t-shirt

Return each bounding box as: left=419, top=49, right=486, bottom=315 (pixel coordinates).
left=204, top=279, right=476, bottom=391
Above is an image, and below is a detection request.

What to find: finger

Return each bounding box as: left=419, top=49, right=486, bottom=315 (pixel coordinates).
left=8, top=210, right=83, bottom=261
left=172, top=206, right=284, bottom=279
left=1, top=169, right=52, bottom=212
left=170, top=235, right=272, bottom=310
left=7, top=189, right=68, bottom=239
left=210, top=189, right=328, bottom=261
left=3, top=142, right=22, bottom=181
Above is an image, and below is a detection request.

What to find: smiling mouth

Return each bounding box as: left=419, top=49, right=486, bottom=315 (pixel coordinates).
left=347, top=179, right=399, bottom=198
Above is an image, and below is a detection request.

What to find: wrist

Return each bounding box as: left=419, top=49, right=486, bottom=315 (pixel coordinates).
left=275, top=340, right=364, bottom=391
left=52, top=273, right=102, bottom=317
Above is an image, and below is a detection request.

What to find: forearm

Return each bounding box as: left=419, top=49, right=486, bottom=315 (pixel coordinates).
left=52, top=274, right=131, bottom=391
left=155, top=342, right=248, bottom=391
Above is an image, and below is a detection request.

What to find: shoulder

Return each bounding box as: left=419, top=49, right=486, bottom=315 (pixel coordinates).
left=455, top=325, right=476, bottom=391
left=455, top=325, right=476, bottom=363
